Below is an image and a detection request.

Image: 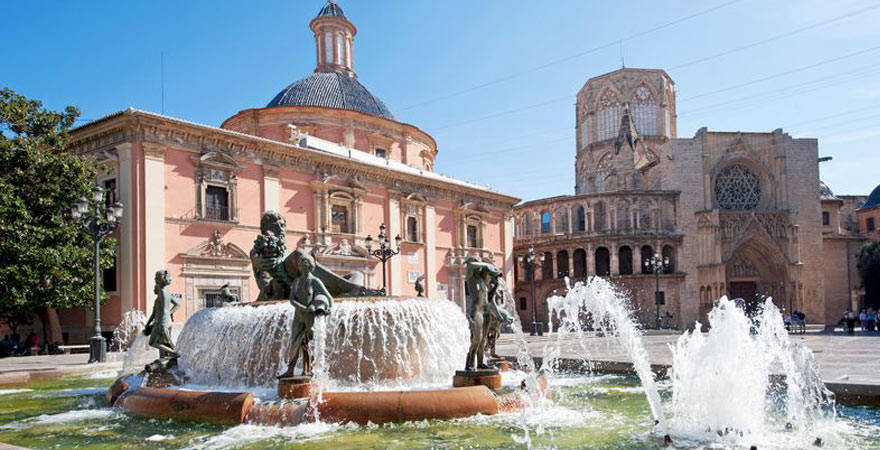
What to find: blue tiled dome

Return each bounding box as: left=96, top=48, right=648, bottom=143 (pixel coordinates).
left=316, top=1, right=346, bottom=19
left=863, top=183, right=880, bottom=209
left=267, top=72, right=394, bottom=120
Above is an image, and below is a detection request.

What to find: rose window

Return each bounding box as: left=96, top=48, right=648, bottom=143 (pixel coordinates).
left=715, top=164, right=761, bottom=210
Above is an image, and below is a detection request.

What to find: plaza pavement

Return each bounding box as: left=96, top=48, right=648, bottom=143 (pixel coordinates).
left=0, top=353, right=122, bottom=387
left=495, top=330, right=880, bottom=402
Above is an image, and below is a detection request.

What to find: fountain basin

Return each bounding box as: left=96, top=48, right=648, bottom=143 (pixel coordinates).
left=113, top=383, right=502, bottom=426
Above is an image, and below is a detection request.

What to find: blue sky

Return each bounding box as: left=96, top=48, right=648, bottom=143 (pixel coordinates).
left=3, top=0, right=879, bottom=201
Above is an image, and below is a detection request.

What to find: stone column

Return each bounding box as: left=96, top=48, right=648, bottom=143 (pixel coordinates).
left=117, top=143, right=135, bottom=315
left=388, top=197, right=403, bottom=295
left=425, top=205, right=437, bottom=298
left=262, top=166, right=279, bottom=213
left=503, top=214, right=515, bottom=287
left=143, top=144, right=166, bottom=319
left=587, top=244, right=596, bottom=275
left=610, top=243, right=619, bottom=275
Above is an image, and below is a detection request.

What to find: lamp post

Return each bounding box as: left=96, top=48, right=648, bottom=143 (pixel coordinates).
left=643, top=252, right=670, bottom=330
left=518, top=244, right=545, bottom=336
left=364, top=223, right=402, bottom=295
left=71, top=185, right=123, bottom=363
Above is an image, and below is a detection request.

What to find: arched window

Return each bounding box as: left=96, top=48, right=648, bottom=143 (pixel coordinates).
left=640, top=245, right=654, bottom=274
left=617, top=199, right=630, bottom=230
left=541, top=211, right=551, bottom=234
left=596, top=90, right=622, bottom=142
left=631, top=85, right=657, bottom=136
left=406, top=216, right=419, bottom=242
left=556, top=250, right=569, bottom=278
left=522, top=213, right=533, bottom=235
left=662, top=245, right=676, bottom=273
left=594, top=201, right=607, bottom=232
left=618, top=245, right=633, bottom=275
left=715, top=164, right=761, bottom=210
left=573, top=248, right=587, bottom=278
left=555, top=209, right=569, bottom=234
left=542, top=252, right=554, bottom=280
left=639, top=199, right=653, bottom=230
left=595, top=247, right=610, bottom=276
left=575, top=205, right=586, bottom=232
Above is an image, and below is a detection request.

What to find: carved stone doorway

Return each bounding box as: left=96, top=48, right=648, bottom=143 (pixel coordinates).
left=729, top=281, right=758, bottom=314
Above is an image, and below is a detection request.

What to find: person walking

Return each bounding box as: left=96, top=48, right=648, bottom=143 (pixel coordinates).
left=844, top=309, right=856, bottom=334
left=859, top=309, right=868, bottom=332
left=867, top=308, right=877, bottom=332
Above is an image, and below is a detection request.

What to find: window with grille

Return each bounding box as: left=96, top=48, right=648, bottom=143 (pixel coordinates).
left=205, top=186, right=230, bottom=220
left=466, top=224, right=478, bottom=248
left=331, top=205, right=349, bottom=233
left=406, top=216, right=419, bottom=242
left=822, top=211, right=830, bottom=226
left=714, top=164, right=761, bottom=210
left=631, top=86, right=657, bottom=135
left=595, top=90, right=621, bottom=142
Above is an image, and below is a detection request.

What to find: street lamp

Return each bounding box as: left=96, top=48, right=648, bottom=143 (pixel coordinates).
left=517, top=244, right=546, bottom=336
left=365, top=223, right=402, bottom=295
left=70, top=185, right=123, bottom=363
left=643, top=252, right=670, bottom=330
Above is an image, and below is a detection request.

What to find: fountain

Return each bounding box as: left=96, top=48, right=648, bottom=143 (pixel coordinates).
left=85, top=213, right=878, bottom=448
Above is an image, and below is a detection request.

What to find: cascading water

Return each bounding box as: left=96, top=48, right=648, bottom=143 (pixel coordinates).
left=176, top=297, right=469, bottom=390
left=544, top=277, right=669, bottom=435
left=111, top=310, right=146, bottom=352
left=669, top=296, right=836, bottom=446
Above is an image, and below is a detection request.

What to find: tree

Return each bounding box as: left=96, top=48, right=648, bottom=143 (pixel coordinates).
left=857, top=240, right=880, bottom=309
left=0, top=88, right=114, bottom=341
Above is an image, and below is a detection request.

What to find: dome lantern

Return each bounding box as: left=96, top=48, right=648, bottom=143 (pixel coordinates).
left=310, top=0, right=357, bottom=77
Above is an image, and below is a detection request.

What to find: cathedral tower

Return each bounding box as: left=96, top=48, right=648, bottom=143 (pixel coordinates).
left=310, top=0, right=357, bottom=77
left=574, top=68, right=676, bottom=194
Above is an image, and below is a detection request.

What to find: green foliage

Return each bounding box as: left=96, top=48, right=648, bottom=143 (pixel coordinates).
left=857, top=240, right=880, bottom=308
left=0, top=88, right=115, bottom=327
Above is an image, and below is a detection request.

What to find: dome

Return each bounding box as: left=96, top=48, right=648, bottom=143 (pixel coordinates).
left=862, top=183, right=880, bottom=209
left=267, top=72, right=395, bottom=120
left=316, top=1, right=346, bottom=19
left=819, top=181, right=838, bottom=200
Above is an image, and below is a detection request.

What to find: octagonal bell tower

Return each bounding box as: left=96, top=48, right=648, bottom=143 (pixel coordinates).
left=310, top=0, right=357, bottom=77
left=574, top=68, right=676, bottom=194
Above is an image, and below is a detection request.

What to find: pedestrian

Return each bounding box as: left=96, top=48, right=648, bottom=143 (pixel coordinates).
left=859, top=309, right=868, bottom=332
left=844, top=309, right=856, bottom=334
left=868, top=308, right=876, bottom=332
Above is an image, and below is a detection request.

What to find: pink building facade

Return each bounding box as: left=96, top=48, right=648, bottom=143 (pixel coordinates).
left=59, top=2, right=518, bottom=343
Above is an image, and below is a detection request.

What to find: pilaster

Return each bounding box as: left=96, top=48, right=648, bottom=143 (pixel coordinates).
left=425, top=204, right=437, bottom=298
left=143, top=143, right=166, bottom=319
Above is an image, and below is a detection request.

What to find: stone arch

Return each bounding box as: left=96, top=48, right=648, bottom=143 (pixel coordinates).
left=555, top=207, right=569, bottom=234
left=573, top=204, right=587, bottom=232
left=594, top=201, right=607, bottom=231
left=725, top=229, right=790, bottom=312
left=618, top=245, right=633, bottom=275
left=556, top=250, right=569, bottom=278
left=662, top=244, right=676, bottom=273
left=595, top=247, right=611, bottom=276
left=573, top=248, right=587, bottom=278
left=630, top=81, right=659, bottom=136
left=540, top=210, right=552, bottom=234
left=640, top=245, right=654, bottom=274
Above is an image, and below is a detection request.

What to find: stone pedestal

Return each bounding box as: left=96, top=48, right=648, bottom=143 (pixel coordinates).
left=453, top=369, right=501, bottom=391
left=278, top=376, right=313, bottom=399
left=488, top=357, right=511, bottom=372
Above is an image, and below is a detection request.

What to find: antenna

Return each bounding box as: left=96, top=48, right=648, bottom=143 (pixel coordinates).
left=619, top=41, right=625, bottom=68
left=161, top=52, right=165, bottom=114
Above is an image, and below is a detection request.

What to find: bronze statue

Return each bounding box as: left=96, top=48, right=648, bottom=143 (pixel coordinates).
left=251, top=211, right=381, bottom=301
left=143, top=270, right=180, bottom=359
left=219, top=283, right=240, bottom=304
left=278, top=250, right=333, bottom=379
left=464, top=257, right=502, bottom=371
left=415, top=274, right=425, bottom=297
left=485, top=282, right=511, bottom=359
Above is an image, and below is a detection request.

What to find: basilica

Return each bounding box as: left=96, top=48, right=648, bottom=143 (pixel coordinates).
left=512, top=68, right=876, bottom=329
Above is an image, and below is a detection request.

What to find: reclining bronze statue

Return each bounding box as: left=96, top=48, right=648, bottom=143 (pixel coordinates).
left=250, top=211, right=382, bottom=302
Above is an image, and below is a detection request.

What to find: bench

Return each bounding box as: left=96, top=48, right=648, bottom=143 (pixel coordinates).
left=58, top=344, right=90, bottom=355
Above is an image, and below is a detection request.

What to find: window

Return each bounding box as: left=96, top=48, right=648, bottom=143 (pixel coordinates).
left=519, top=297, right=527, bottom=311
left=575, top=205, right=586, bottom=232
left=406, top=216, right=419, bottom=242
left=331, top=205, right=349, bottom=233
left=631, top=86, right=657, bottom=136
left=336, top=32, right=345, bottom=65
left=205, top=292, right=225, bottom=308
left=595, top=90, right=621, bottom=142
left=715, top=164, right=761, bottom=210
left=102, top=253, right=117, bottom=292
left=205, top=185, right=230, bottom=221
left=822, top=211, right=830, bottom=226
left=541, top=211, right=551, bottom=234
left=466, top=224, right=478, bottom=248
left=868, top=217, right=876, bottom=232
left=375, top=148, right=387, bottom=159
left=324, top=32, right=333, bottom=64
left=662, top=245, right=676, bottom=273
